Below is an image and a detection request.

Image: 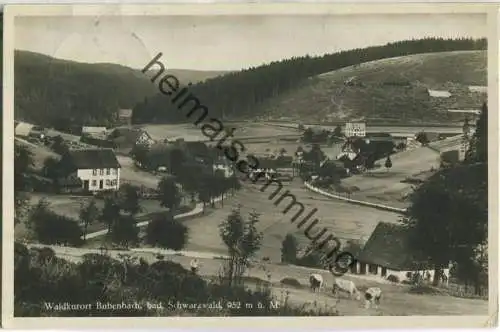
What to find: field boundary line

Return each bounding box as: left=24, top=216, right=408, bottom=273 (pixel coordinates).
left=303, top=181, right=407, bottom=213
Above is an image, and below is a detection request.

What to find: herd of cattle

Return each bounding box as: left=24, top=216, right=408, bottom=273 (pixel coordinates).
left=309, top=273, right=382, bottom=309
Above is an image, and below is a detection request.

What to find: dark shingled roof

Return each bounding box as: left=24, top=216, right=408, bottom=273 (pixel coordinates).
left=357, top=222, right=426, bottom=271
left=68, top=149, right=121, bottom=169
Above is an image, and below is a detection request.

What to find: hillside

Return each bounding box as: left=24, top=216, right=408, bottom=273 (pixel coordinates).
left=14, top=50, right=227, bottom=128
left=261, top=51, right=487, bottom=124
left=132, top=37, right=487, bottom=124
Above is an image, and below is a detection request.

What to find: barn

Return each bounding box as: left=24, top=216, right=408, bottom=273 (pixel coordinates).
left=353, top=222, right=450, bottom=283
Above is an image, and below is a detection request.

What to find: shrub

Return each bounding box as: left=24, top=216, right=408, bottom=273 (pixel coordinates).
left=280, top=277, right=302, bottom=288
left=387, top=274, right=400, bottom=283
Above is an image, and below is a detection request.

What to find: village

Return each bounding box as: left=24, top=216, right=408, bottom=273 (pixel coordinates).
left=9, top=10, right=490, bottom=319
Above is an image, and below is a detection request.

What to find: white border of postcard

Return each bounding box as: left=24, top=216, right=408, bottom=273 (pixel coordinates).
left=2, top=3, right=499, bottom=329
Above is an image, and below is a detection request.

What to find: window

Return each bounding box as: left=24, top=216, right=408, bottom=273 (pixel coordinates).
left=381, top=267, right=387, bottom=277
left=92, top=169, right=97, bottom=176
left=369, top=264, right=378, bottom=274
left=92, top=180, right=97, bottom=187
left=106, top=180, right=111, bottom=186
left=99, top=169, right=104, bottom=176
left=106, top=168, right=110, bottom=175
left=111, top=180, right=117, bottom=186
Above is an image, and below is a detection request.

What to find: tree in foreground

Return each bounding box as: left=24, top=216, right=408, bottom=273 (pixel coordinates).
left=28, top=198, right=82, bottom=245
left=218, top=207, right=263, bottom=286
left=118, top=183, right=142, bottom=216
left=100, top=195, right=121, bottom=232
left=465, top=101, right=487, bottom=164
left=79, top=199, right=100, bottom=241
left=281, top=234, right=298, bottom=264
left=404, top=164, right=487, bottom=287
left=145, top=213, right=189, bottom=251
left=157, top=176, right=182, bottom=212
left=109, top=215, right=139, bottom=249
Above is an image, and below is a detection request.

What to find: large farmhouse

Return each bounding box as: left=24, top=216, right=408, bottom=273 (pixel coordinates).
left=354, top=222, right=450, bottom=284
left=67, top=149, right=121, bottom=192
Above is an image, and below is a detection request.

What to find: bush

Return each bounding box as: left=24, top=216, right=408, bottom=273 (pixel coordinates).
left=280, top=277, right=302, bottom=288
left=145, top=213, right=188, bottom=250
left=387, top=274, right=400, bottom=283
left=281, top=234, right=298, bottom=264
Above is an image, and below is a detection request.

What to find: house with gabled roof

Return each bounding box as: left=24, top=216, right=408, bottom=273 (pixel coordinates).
left=353, top=222, right=450, bottom=283
left=66, top=149, right=122, bottom=192
left=107, top=128, right=154, bottom=150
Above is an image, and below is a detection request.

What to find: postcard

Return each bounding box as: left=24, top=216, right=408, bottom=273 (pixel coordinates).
left=2, top=3, right=498, bottom=329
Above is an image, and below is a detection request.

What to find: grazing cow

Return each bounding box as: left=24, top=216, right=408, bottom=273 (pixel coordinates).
left=332, top=278, right=361, bottom=300
left=364, top=287, right=382, bottom=309
left=309, top=274, right=324, bottom=293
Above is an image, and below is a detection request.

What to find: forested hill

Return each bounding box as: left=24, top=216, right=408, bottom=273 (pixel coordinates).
left=133, top=37, right=487, bottom=124
left=14, top=50, right=227, bottom=128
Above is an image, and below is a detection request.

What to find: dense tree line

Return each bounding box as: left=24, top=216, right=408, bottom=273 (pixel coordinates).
left=133, top=37, right=486, bottom=124
left=14, top=50, right=158, bottom=129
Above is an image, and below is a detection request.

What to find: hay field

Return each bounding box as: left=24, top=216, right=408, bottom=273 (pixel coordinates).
left=183, top=180, right=403, bottom=262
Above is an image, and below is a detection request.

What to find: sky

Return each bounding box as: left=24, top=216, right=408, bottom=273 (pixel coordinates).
left=15, top=14, right=487, bottom=71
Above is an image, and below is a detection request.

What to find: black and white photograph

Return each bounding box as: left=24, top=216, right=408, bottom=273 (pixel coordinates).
left=2, top=3, right=497, bottom=329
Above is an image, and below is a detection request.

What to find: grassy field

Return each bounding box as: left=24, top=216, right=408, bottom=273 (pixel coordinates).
left=181, top=180, right=403, bottom=262
left=260, top=51, right=487, bottom=123
left=53, top=248, right=488, bottom=316
left=140, top=122, right=299, bottom=142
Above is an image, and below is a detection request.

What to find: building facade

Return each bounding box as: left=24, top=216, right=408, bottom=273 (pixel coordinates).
left=67, top=149, right=122, bottom=192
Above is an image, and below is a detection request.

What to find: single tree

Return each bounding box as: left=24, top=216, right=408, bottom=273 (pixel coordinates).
left=465, top=101, right=487, bottom=163
left=109, top=214, right=139, bottom=249
left=100, top=195, right=121, bottom=232
left=384, top=155, right=393, bottom=171
left=218, top=207, right=263, bottom=286
left=157, top=176, right=182, bottom=212
left=415, top=132, right=430, bottom=146
left=177, top=164, right=203, bottom=202
left=281, top=234, right=298, bottom=264
left=130, top=144, right=150, bottom=169
left=118, top=183, right=142, bottom=216
left=79, top=199, right=99, bottom=241
left=333, top=124, right=343, bottom=137
left=145, top=213, right=189, bottom=250
left=51, top=135, right=70, bottom=155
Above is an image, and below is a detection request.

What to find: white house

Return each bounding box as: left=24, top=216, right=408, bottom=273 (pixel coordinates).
left=82, top=126, right=107, bottom=136
left=354, top=222, right=450, bottom=284
left=67, top=149, right=122, bottom=192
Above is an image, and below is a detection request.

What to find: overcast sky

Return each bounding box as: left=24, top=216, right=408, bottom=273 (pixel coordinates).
left=15, top=14, right=487, bottom=71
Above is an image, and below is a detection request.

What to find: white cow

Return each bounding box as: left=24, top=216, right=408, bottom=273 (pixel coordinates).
left=309, top=274, right=325, bottom=293
left=332, top=278, right=361, bottom=300
left=364, top=287, right=382, bottom=309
